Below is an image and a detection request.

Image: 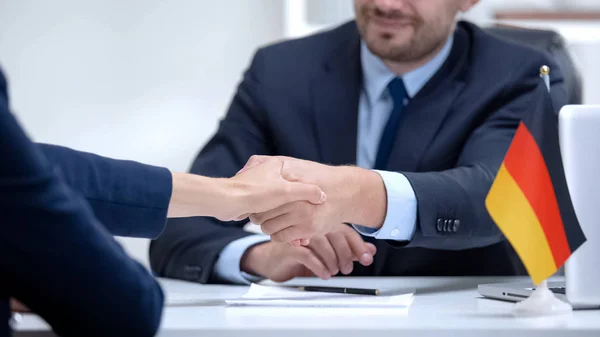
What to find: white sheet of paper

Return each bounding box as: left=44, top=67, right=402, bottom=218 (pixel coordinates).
left=225, top=283, right=414, bottom=308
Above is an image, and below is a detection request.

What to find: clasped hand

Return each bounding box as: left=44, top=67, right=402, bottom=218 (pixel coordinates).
left=237, top=155, right=385, bottom=244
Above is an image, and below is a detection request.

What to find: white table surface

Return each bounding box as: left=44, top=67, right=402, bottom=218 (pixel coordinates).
left=13, top=276, right=600, bottom=337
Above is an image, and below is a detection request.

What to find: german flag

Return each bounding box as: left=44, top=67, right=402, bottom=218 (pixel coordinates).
left=486, top=77, right=586, bottom=285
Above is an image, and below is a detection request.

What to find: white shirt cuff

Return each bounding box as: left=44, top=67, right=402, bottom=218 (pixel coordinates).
left=352, top=170, right=417, bottom=241
left=213, top=234, right=270, bottom=284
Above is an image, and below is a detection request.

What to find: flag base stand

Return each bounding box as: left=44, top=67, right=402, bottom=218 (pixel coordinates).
left=513, top=280, right=572, bottom=316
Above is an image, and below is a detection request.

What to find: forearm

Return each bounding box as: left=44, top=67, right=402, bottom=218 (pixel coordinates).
left=167, top=172, right=231, bottom=218
left=401, top=164, right=504, bottom=250
left=352, top=171, right=418, bottom=241
left=335, top=167, right=387, bottom=230
left=349, top=164, right=503, bottom=249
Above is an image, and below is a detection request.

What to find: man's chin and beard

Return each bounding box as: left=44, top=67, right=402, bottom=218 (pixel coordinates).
left=356, top=7, right=451, bottom=64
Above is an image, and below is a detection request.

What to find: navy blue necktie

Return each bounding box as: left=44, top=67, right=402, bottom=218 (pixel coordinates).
left=374, top=78, right=407, bottom=169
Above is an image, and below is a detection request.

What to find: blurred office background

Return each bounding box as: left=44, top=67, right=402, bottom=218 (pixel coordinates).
left=1, top=0, right=599, bottom=267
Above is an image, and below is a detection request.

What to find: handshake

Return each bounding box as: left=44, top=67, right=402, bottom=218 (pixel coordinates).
left=169, top=155, right=389, bottom=281
left=232, top=155, right=387, bottom=282
left=168, top=155, right=388, bottom=281
left=233, top=156, right=387, bottom=244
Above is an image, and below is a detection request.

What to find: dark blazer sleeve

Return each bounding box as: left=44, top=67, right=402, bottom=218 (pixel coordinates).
left=0, top=70, right=164, bottom=337
left=38, top=144, right=172, bottom=239
left=402, top=58, right=569, bottom=250
left=150, top=50, right=272, bottom=284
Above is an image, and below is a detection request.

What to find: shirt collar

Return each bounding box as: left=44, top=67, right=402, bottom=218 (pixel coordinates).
left=361, top=34, right=454, bottom=103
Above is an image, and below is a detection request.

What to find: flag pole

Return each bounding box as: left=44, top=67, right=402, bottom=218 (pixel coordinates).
left=538, top=65, right=551, bottom=294
left=512, top=65, right=572, bottom=316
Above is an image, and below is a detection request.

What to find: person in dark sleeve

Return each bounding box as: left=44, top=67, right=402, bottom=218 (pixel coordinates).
left=0, top=67, right=324, bottom=337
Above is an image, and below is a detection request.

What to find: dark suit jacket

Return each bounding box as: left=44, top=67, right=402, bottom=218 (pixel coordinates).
left=0, top=68, right=172, bottom=337
left=150, top=21, right=569, bottom=283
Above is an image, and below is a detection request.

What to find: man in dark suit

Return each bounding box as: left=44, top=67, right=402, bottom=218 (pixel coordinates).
left=0, top=65, right=324, bottom=337
left=150, top=0, right=569, bottom=284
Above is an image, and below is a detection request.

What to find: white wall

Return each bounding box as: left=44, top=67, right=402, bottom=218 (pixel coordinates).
left=0, top=0, right=284, bottom=266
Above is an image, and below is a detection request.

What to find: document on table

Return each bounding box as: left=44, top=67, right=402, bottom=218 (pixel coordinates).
left=225, top=283, right=414, bottom=308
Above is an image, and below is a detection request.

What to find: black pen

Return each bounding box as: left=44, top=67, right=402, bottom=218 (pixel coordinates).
left=297, top=286, right=380, bottom=296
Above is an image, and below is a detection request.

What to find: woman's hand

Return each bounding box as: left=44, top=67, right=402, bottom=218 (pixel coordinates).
left=226, top=159, right=326, bottom=221
left=166, top=158, right=326, bottom=222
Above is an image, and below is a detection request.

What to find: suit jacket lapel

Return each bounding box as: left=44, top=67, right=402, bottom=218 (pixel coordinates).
left=311, top=31, right=362, bottom=166
left=386, top=26, right=469, bottom=173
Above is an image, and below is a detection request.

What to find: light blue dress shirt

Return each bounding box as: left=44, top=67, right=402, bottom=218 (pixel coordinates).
left=214, top=36, right=454, bottom=284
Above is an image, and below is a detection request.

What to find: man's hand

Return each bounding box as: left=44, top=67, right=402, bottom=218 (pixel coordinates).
left=240, top=224, right=377, bottom=282
left=242, top=156, right=387, bottom=244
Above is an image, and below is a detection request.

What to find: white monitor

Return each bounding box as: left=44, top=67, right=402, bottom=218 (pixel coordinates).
left=560, top=104, right=600, bottom=307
